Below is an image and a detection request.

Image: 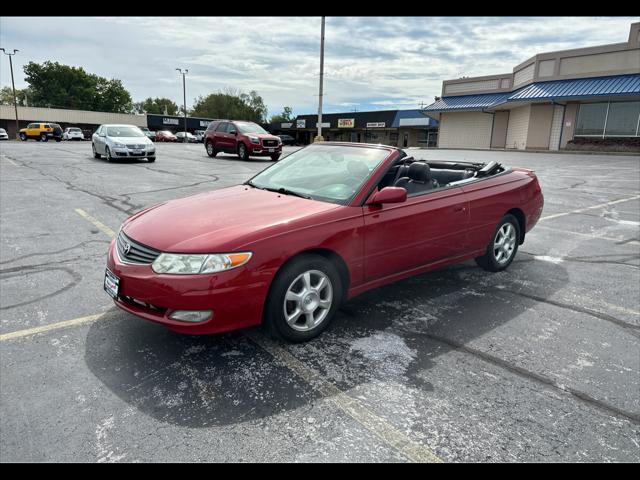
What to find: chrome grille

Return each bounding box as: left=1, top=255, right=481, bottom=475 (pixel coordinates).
left=117, top=231, right=161, bottom=265
left=262, top=139, right=278, bottom=147
left=126, top=144, right=146, bottom=149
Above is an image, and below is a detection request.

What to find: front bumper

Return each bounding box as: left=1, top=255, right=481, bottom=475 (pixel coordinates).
left=248, top=143, right=282, bottom=156
left=113, top=147, right=156, bottom=158
left=106, top=239, right=269, bottom=335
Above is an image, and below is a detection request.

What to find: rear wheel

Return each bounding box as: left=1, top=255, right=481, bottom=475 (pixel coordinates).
left=475, top=214, right=520, bottom=272
left=238, top=142, right=249, bottom=161
left=264, top=254, right=342, bottom=342
left=205, top=141, right=217, bottom=157
left=92, top=143, right=101, bottom=159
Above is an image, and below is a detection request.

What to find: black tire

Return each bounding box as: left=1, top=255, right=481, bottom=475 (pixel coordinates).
left=92, top=143, right=101, bottom=159
left=147, top=157, right=156, bottom=163
left=40, top=134, right=48, bottom=142
left=475, top=214, right=520, bottom=272
left=105, top=146, right=113, bottom=163
left=271, top=154, right=281, bottom=162
left=55, top=138, right=61, bottom=142
left=205, top=141, right=217, bottom=158
left=238, top=142, right=250, bottom=161
left=19, top=133, right=27, bottom=141
left=263, top=254, right=343, bottom=343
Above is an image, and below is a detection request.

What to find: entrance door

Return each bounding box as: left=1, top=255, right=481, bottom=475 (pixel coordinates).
left=403, top=132, right=408, bottom=148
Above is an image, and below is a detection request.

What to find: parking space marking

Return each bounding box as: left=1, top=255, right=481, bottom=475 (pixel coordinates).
left=75, top=208, right=117, bottom=237
left=535, top=225, right=640, bottom=244
left=244, top=330, right=443, bottom=463
left=1, top=155, right=19, bottom=166
left=0, top=312, right=110, bottom=342
left=540, top=195, right=640, bottom=222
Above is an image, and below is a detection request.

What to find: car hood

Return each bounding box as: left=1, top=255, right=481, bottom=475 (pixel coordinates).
left=108, top=136, right=152, bottom=145
left=122, top=185, right=340, bottom=253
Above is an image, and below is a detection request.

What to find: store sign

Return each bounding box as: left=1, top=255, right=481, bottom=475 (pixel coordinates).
left=281, top=123, right=293, bottom=129
left=366, top=122, right=385, bottom=128
left=316, top=122, right=330, bottom=128
left=163, top=117, right=179, bottom=125
left=338, top=118, right=355, bottom=128
left=199, top=120, right=210, bottom=127
left=296, top=119, right=306, bottom=128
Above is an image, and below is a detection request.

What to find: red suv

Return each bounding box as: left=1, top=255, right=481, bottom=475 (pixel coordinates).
left=204, top=120, right=282, bottom=161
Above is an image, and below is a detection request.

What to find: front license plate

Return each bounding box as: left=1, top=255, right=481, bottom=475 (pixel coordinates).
left=132, top=150, right=143, bottom=155
left=104, top=268, right=119, bottom=298
left=268, top=148, right=274, bottom=152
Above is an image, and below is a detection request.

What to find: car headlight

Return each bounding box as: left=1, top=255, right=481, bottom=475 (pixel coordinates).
left=113, top=142, right=126, bottom=148
left=249, top=136, right=260, bottom=144
left=151, top=252, right=252, bottom=274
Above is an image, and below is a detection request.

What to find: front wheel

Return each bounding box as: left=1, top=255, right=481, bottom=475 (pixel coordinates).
left=475, top=214, right=520, bottom=272
left=40, top=134, right=48, bottom=142
left=271, top=154, right=281, bottom=162
left=238, top=142, right=250, bottom=161
left=264, top=254, right=342, bottom=343
left=105, top=146, right=113, bottom=163
left=147, top=157, right=156, bottom=163
left=92, top=143, right=101, bottom=158
left=205, top=141, right=217, bottom=157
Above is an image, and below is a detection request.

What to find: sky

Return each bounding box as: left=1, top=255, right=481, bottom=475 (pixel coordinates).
left=0, top=16, right=637, bottom=117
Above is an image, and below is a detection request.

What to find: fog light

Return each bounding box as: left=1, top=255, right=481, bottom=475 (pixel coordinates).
left=169, top=310, right=212, bottom=323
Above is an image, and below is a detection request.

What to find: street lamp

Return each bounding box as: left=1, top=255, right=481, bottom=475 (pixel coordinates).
left=1, top=48, right=20, bottom=140
left=176, top=68, right=188, bottom=140
left=315, top=17, right=325, bottom=142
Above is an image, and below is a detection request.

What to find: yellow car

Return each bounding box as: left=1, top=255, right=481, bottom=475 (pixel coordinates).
left=19, top=122, right=63, bottom=142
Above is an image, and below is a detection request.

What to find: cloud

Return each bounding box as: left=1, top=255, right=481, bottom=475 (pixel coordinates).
left=0, top=16, right=636, bottom=116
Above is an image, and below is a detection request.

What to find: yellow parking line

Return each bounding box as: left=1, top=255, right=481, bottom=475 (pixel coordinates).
left=245, top=330, right=443, bottom=463
left=0, top=312, right=111, bottom=341
left=75, top=208, right=116, bottom=238
left=540, top=194, right=640, bottom=221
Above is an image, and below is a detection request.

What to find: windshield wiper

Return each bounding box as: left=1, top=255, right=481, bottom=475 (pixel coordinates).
left=262, top=186, right=312, bottom=200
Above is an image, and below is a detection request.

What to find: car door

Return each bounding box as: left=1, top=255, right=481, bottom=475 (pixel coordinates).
left=27, top=123, right=39, bottom=137
left=94, top=126, right=106, bottom=153
left=362, top=187, right=470, bottom=282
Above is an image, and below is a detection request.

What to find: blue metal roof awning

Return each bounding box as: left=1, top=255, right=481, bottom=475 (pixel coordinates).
left=423, top=92, right=511, bottom=112
left=423, top=74, right=640, bottom=114
left=506, top=74, right=640, bottom=102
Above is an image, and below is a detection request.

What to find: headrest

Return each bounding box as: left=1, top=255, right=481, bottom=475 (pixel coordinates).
left=408, top=162, right=431, bottom=183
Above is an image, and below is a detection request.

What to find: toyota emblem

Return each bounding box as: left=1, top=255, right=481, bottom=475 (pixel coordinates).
left=123, top=242, right=131, bottom=255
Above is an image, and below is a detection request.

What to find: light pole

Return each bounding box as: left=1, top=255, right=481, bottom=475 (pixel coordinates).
left=315, top=16, right=325, bottom=142
left=1, top=48, right=20, bottom=139
left=176, top=68, right=188, bottom=140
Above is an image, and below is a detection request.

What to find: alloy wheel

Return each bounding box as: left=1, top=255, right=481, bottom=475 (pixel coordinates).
left=493, top=223, right=516, bottom=265
left=283, top=270, right=333, bottom=332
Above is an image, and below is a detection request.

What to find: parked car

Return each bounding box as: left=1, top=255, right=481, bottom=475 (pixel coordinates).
left=92, top=124, right=155, bottom=163
left=277, top=134, right=296, bottom=146
left=176, top=131, right=198, bottom=143
left=63, top=127, right=85, bottom=141
left=140, top=127, right=156, bottom=141
left=104, top=142, right=544, bottom=342
left=19, top=122, right=63, bottom=142
left=194, top=130, right=206, bottom=143
left=204, top=120, right=282, bottom=161
left=81, top=129, right=93, bottom=140
left=0, top=128, right=8, bottom=140
left=156, top=130, right=177, bottom=142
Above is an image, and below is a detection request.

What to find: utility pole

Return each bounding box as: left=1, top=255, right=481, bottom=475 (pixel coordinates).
left=176, top=68, right=188, bottom=139
left=315, top=16, right=325, bottom=142
left=1, top=48, right=20, bottom=139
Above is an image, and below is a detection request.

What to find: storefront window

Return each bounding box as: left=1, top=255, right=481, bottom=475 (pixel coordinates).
left=575, top=103, right=608, bottom=136
left=605, top=101, right=640, bottom=136
left=576, top=101, right=640, bottom=137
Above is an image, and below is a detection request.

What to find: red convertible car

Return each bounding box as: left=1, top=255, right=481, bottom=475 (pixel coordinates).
left=105, top=142, right=543, bottom=342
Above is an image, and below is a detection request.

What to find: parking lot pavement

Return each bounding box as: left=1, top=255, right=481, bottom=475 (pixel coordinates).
left=1, top=141, right=638, bottom=462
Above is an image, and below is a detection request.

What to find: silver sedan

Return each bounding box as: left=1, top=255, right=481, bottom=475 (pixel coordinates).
left=92, top=124, right=156, bottom=163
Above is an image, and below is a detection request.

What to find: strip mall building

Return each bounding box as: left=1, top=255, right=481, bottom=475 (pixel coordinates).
left=423, top=22, right=640, bottom=150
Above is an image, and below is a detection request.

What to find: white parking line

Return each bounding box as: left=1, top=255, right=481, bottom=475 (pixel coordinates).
left=0, top=312, right=110, bottom=341
left=1, top=155, right=19, bottom=166
left=75, top=208, right=116, bottom=237
left=540, top=195, right=640, bottom=221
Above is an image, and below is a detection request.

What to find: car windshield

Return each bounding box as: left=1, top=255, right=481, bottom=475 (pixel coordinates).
left=247, top=144, right=390, bottom=205
left=236, top=122, right=268, bottom=134
left=106, top=126, right=145, bottom=137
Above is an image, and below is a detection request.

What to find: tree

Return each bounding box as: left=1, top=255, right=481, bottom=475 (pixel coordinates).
left=134, top=97, right=180, bottom=115
left=191, top=88, right=267, bottom=123
left=22, top=61, right=133, bottom=113
left=0, top=86, right=32, bottom=106
left=269, top=106, right=294, bottom=124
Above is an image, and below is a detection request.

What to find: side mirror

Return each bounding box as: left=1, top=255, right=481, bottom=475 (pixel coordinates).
left=229, top=129, right=237, bottom=135
left=366, top=187, right=407, bottom=205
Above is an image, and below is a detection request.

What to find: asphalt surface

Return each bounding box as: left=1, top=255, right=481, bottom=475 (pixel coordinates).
left=0, top=140, right=638, bottom=462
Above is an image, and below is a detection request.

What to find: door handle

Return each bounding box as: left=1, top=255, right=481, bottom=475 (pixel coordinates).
left=454, top=206, right=466, bottom=213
